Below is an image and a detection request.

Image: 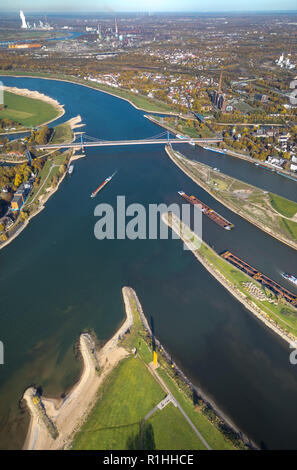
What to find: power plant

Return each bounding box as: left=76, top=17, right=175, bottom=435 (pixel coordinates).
left=20, top=10, right=27, bottom=29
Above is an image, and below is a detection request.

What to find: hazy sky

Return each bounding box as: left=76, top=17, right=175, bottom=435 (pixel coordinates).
left=3, top=0, right=297, bottom=13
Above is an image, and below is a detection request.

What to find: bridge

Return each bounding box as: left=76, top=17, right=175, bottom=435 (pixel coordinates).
left=38, top=131, right=223, bottom=150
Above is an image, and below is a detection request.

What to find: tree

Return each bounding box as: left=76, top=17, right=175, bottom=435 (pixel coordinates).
left=14, top=173, right=22, bottom=188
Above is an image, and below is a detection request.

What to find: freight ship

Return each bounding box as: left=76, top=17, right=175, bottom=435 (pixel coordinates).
left=90, top=172, right=116, bottom=198
left=257, top=164, right=275, bottom=173
left=203, top=146, right=226, bottom=155
left=221, top=251, right=297, bottom=307
left=282, top=273, right=297, bottom=286
left=178, top=191, right=234, bottom=230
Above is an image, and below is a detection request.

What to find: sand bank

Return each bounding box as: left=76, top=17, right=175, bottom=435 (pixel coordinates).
left=23, top=287, right=133, bottom=450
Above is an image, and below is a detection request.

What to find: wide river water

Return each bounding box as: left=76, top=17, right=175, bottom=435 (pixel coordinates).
left=0, top=76, right=297, bottom=450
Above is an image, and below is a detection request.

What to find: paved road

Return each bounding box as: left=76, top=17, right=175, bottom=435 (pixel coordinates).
left=149, top=364, right=212, bottom=450
left=38, top=137, right=223, bottom=150
left=143, top=394, right=173, bottom=422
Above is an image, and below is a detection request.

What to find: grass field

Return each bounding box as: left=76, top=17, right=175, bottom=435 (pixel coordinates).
left=270, top=193, right=297, bottom=218
left=23, top=151, right=70, bottom=210
left=148, top=403, right=205, bottom=450
left=0, top=30, right=69, bottom=41
left=72, top=356, right=165, bottom=450
left=49, top=122, right=73, bottom=144
left=157, top=368, right=237, bottom=450
left=0, top=91, right=60, bottom=128
left=71, top=287, right=239, bottom=450
left=90, top=82, right=176, bottom=113
left=152, top=115, right=215, bottom=139
left=280, top=218, right=297, bottom=240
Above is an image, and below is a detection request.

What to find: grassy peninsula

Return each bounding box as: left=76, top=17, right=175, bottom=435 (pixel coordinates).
left=163, top=212, right=297, bottom=343
left=72, top=288, right=246, bottom=450
left=0, top=89, right=62, bottom=131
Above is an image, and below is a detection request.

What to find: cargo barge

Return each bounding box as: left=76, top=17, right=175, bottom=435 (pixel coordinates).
left=178, top=191, right=234, bottom=230
left=257, top=164, right=275, bottom=173
left=221, top=250, right=297, bottom=307
left=90, top=171, right=116, bottom=198
left=203, top=146, right=226, bottom=155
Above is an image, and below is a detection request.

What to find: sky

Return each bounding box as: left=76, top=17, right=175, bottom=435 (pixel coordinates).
left=2, top=0, right=297, bottom=13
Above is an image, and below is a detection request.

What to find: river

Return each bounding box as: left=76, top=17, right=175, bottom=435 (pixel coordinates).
left=0, top=76, right=297, bottom=450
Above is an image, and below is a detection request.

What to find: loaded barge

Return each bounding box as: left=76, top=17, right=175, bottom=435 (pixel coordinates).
left=90, top=171, right=116, bottom=198
left=178, top=191, right=234, bottom=230
left=203, top=146, right=226, bottom=155
left=221, top=250, right=297, bottom=307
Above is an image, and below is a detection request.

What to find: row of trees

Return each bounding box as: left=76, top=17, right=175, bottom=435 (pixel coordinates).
left=29, top=126, right=53, bottom=145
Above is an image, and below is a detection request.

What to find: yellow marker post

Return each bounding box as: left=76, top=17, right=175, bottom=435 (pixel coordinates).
left=153, top=351, right=158, bottom=367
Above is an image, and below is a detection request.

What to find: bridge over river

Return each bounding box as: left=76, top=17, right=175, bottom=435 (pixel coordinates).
left=38, top=130, right=223, bottom=150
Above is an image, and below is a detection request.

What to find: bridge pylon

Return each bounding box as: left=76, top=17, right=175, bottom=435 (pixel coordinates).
left=167, top=130, right=170, bottom=142
left=80, top=134, right=84, bottom=151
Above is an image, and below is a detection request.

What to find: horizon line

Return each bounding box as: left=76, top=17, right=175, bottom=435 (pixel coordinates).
left=1, top=9, right=297, bottom=14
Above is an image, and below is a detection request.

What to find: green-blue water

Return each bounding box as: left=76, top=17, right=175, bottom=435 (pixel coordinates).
left=0, top=76, right=297, bottom=450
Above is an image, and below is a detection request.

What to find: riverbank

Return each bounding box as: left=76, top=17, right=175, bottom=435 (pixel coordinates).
left=0, top=151, right=72, bottom=251
left=0, top=72, right=181, bottom=116
left=165, top=145, right=297, bottom=251
left=145, top=114, right=213, bottom=140
left=0, top=86, right=65, bottom=132
left=163, top=211, right=297, bottom=345
left=0, top=116, right=83, bottom=252
left=147, top=113, right=297, bottom=182
left=23, top=286, right=133, bottom=450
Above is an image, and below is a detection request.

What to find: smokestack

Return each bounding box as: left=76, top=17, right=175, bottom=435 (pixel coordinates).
left=20, top=10, right=27, bottom=29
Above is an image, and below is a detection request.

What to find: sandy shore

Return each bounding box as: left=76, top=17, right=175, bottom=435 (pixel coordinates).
left=163, top=212, right=296, bottom=346
left=23, top=287, right=133, bottom=450
left=165, top=145, right=297, bottom=251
